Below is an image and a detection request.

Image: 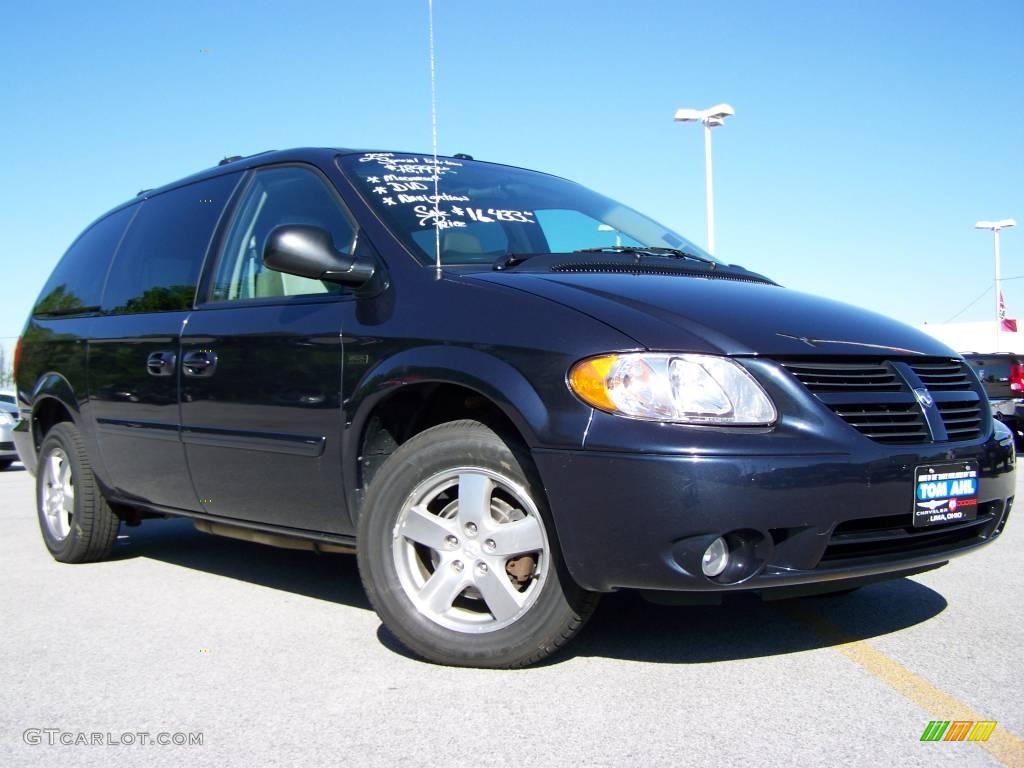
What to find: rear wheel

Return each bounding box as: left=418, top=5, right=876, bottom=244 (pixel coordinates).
left=357, top=420, right=598, bottom=668
left=36, top=422, right=120, bottom=563
left=0, top=459, right=12, bottom=471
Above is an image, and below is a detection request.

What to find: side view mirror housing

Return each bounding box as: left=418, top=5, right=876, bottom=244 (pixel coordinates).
left=263, top=225, right=376, bottom=287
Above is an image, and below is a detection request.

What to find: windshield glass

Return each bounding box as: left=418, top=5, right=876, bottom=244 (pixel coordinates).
left=339, top=152, right=717, bottom=266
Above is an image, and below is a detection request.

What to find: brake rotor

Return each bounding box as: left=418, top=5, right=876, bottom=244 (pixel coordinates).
left=505, top=555, right=537, bottom=586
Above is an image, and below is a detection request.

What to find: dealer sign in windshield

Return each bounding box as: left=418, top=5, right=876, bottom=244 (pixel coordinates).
left=913, top=462, right=979, bottom=528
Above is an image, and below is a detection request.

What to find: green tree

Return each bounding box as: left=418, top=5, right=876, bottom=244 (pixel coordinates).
left=34, top=284, right=86, bottom=316
left=116, top=285, right=196, bottom=314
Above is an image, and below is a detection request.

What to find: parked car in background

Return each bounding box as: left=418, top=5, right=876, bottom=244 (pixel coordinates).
left=0, top=401, right=19, bottom=470
left=0, top=391, right=16, bottom=406
left=962, top=352, right=1024, bottom=446
left=10, top=147, right=1017, bottom=668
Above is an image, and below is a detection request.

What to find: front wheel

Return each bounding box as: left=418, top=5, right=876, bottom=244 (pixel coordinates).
left=357, top=420, right=598, bottom=668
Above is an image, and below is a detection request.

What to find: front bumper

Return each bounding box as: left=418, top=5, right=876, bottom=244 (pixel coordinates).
left=534, top=434, right=1015, bottom=593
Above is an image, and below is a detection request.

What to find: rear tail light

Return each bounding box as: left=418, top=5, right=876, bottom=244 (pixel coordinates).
left=1011, top=363, right=1024, bottom=393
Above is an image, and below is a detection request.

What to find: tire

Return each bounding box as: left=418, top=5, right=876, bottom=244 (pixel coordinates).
left=357, top=420, right=599, bottom=668
left=0, top=459, right=12, bottom=471
left=36, top=422, right=120, bottom=563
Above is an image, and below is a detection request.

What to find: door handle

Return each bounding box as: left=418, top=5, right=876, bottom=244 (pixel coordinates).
left=182, top=350, right=218, bottom=378
left=146, top=351, right=177, bottom=377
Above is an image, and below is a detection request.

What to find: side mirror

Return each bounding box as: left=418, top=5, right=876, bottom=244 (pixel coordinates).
left=263, top=225, right=375, bottom=287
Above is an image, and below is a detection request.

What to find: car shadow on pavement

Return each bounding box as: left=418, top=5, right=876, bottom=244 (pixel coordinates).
left=114, top=517, right=371, bottom=610
left=375, top=578, right=948, bottom=666
left=114, top=517, right=947, bottom=666
left=564, top=579, right=947, bottom=665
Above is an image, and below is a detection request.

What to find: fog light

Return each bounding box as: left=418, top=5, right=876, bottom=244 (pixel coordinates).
left=702, top=536, right=730, bottom=577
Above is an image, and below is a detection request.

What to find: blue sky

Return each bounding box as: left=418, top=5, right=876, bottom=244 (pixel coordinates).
left=1, top=0, right=1021, bottom=357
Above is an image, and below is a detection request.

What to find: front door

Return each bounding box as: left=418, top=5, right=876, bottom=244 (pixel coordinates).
left=180, top=164, right=359, bottom=533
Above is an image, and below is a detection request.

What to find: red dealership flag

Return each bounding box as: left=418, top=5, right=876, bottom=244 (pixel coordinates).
left=999, top=291, right=1017, bottom=332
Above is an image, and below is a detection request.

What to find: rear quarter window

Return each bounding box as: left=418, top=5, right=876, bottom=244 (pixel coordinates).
left=33, top=206, right=135, bottom=317
left=102, top=172, right=241, bottom=314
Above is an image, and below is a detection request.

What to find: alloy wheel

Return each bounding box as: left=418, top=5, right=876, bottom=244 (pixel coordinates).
left=41, top=448, right=74, bottom=541
left=391, top=467, right=550, bottom=633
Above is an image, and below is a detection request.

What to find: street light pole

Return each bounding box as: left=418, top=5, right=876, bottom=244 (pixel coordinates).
left=976, top=218, right=1017, bottom=352
left=674, top=103, right=735, bottom=256
left=703, top=121, right=715, bottom=254
left=995, top=228, right=1002, bottom=334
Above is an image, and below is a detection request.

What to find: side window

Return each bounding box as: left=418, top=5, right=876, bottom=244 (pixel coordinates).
left=33, top=206, right=135, bottom=317
left=211, top=166, right=357, bottom=301
left=102, top=173, right=241, bottom=315
left=534, top=209, right=642, bottom=253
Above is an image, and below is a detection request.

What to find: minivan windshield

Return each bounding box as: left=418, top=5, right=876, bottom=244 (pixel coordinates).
left=339, top=152, right=717, bottom=267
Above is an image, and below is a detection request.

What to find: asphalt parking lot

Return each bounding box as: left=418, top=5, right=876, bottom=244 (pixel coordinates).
left=1, top=463, right=1021, bottom=768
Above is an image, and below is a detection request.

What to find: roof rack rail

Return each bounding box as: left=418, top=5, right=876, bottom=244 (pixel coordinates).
left=218, top=150, right=278, bottom=167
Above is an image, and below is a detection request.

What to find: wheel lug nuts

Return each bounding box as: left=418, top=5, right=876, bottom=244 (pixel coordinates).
left=476, top=562, right=488, bottom=575
left=484, top=539, right=496, bottom=551
left=452, top=560, right=464, bottom=572
left=465, top=522, right=478, bottom=536
left=445, top=534, right=459, bottom=547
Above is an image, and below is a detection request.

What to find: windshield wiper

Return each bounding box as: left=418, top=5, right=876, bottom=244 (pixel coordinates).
left=574, top=245, right=717, bottom=268
left=493, top=253, right=538, bottom=271
left=494, top=246, right=719, bottom=272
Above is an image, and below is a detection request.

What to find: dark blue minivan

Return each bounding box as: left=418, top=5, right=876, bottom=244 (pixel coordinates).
left=12, top=148, right=1016, bottom=667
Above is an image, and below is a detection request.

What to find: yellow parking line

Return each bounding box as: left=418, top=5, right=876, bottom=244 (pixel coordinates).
left=792, top=608, right=1024, bottom=767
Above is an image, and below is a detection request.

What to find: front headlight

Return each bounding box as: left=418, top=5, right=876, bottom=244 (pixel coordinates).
left=568, top=353, right=777, bottom=425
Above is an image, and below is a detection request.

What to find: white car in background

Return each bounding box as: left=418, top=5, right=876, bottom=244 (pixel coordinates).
left=0, top=399, right=19, bottom=470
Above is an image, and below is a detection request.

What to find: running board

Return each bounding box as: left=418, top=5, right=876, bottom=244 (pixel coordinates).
left=193, top=519, right=356, bottom=554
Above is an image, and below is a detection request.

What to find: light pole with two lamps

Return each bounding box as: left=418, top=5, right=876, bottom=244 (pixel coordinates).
left=674, top=103, right=735, bottom=256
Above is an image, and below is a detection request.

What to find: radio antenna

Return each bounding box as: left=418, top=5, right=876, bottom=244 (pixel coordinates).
left=428, top=0, right=442, bottom=277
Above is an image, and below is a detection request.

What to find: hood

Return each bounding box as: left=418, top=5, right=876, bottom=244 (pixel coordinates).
left=465, top=271, right=955, bottom=357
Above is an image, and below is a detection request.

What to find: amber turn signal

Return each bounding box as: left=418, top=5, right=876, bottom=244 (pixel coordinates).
left=567, top=355, right=619, bottom=412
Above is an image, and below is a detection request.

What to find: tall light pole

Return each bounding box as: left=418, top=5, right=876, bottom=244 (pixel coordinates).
left=976, top=218, right=1017, bottom=351
left=674, top=103, right=735, bottom=255
left=597, top=223, right=622, bottom=247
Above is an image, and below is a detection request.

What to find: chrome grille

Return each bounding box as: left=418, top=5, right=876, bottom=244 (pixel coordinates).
left=778, top=357, right=987, bottom=444
left=779, top=361, right=901, bottom=393
left=909, top=360, right=973, bottom=391
left=828, top=404, right=930, bottom=444
left=937, top=401, right=984, bottom=441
